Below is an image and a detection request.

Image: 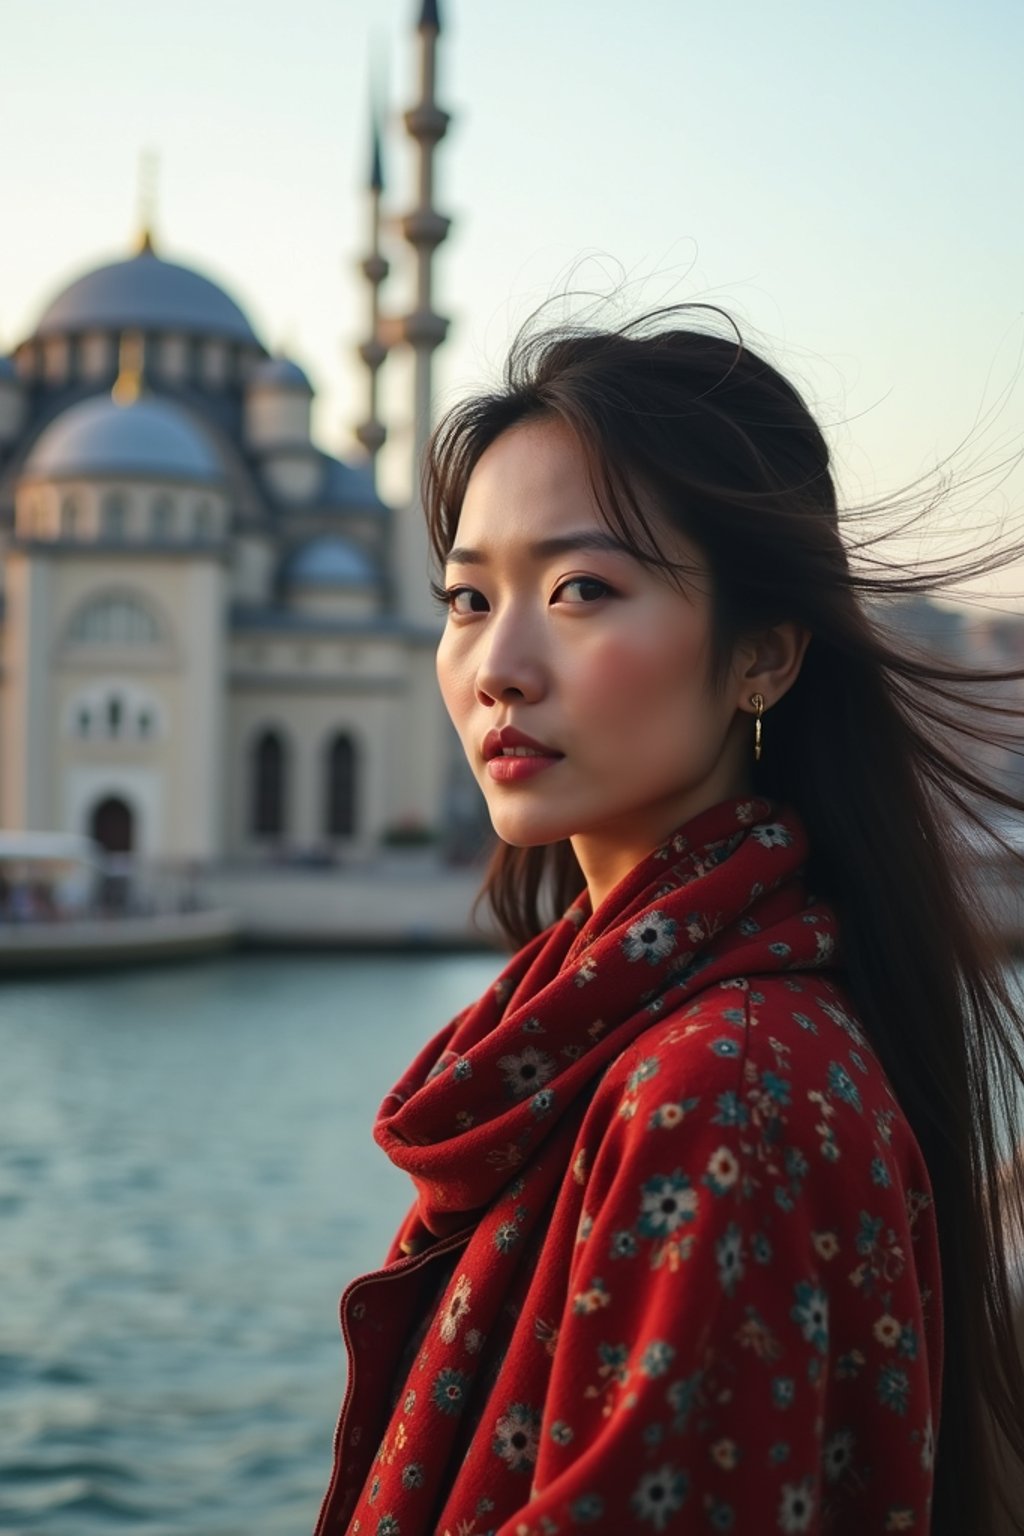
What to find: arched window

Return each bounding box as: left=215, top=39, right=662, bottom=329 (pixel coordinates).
left=68, top=594, right=162, bottom=645
left=21, top=498, right=47, bottom=537
left=67, top=684, right=162, bottom=741
left=152, top=495, right=175, bottom=540
left=60, top=496, right=80, bottom=539
left=251, top=729, right=286, bottom=837
left=102, top=493, right=127, bottom=539
left=325, top=732, right=357, bottom=838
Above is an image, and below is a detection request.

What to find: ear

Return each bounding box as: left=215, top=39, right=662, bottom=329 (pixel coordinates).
left=733, top=622, right=812, bottom=712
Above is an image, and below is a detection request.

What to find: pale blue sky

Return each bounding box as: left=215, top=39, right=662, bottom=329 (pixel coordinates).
left=2, top=0, right=1022, bottom=600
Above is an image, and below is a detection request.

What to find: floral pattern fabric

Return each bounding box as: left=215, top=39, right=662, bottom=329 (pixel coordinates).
left=314, top=794, right=942, bottom=1536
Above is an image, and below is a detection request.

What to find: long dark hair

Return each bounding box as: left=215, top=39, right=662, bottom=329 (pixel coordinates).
left=423, top=303, right=1024, bottom=1533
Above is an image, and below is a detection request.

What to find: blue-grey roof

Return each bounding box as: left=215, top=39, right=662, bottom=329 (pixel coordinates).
left=33, top=248, right=259, bottom=344
left=249, top=356, right=312, bottom=392
left=285, top=535, right=378, bottom=587
left=22, top=394, right=223, bottom=484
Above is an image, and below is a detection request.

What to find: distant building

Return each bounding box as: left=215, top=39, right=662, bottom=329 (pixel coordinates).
left=869, top=592, right=1024, bottom=798
left=0, top=1, right=463, bottom=866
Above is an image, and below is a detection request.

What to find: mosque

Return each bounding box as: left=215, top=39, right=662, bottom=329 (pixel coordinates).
left=0, top=1, right=466, bottom=869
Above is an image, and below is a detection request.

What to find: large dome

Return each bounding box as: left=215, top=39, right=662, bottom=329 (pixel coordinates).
left=33, top=246, right=259, bottom=345
left=22, top=394, right=222, bottom=484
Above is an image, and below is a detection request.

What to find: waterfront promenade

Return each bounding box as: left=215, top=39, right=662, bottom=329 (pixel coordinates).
left=204, top=856, right=495, bottom=949
left=0, top=850, right=498, bottom=973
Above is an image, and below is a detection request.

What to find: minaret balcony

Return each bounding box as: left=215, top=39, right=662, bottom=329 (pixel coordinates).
left=400, top=209, right=451, bottom=250
left=360, top=254, right=390, bottom=284
left=400, top=309, right=449, bottom=347
left=358, top=338, right=389, bottom=370
left=356, top=419, right=387, bottom=454
left=402, top=105, right=450, bottom=144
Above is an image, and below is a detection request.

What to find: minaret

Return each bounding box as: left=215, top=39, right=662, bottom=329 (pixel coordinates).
left=354, top=101, right=390, bottom=485
left=397, top=0, right=451, bottom=623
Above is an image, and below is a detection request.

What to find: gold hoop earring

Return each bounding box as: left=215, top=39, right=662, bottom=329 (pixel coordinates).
left=749, top=693, right=765, bottom=762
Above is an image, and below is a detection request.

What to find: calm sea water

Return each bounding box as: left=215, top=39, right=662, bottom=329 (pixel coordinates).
left=0, top=953, right=500, bottom=1536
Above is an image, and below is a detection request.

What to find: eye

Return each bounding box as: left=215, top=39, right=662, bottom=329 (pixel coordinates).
left=430, top=581, right=489, bottom=616
left=553, top=576, right=613, bottom=604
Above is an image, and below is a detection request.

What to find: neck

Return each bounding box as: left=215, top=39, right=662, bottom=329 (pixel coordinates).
left=571, top=775, right=753, bottom=914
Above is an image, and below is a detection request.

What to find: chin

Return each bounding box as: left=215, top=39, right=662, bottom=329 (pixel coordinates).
left=485, top=804, right=578, bottom=850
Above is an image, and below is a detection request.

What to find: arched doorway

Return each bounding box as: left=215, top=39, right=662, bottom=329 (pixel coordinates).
left=251, top=729, right=286, bottom=837
left=325, top=733, right=357, bottom=838
left=91, top=795, right=134, bottom=853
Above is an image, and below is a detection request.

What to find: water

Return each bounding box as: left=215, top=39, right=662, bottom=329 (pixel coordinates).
left=0, top=953, right=500, bottom=1535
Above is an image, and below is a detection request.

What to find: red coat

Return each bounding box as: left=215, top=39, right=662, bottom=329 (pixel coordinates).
left=315, top=795, right=942, bottom=1535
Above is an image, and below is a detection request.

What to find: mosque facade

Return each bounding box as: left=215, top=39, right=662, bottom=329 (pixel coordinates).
left=0, top=2, right=466, bottom=868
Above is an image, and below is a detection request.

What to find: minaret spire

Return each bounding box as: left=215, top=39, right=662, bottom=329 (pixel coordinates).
left=354, top=88, right=390, bottom=481
left=136, top=149, right=159, bottom=254
left=369, top=113, right=384, bottom=193
left=397, top=0, right=451, bottom=622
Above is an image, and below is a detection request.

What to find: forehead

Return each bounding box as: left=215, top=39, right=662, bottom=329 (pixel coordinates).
left=457, top=419, right=597, bottom=542
left=455, top=417, right=707, bottom=583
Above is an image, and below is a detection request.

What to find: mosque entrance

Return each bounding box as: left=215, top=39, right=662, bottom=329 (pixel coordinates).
left=90, top=795, right=134, bottom=854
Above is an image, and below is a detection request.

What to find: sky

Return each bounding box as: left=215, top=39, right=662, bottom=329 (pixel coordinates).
left=2, top=0, right=1023, bottom=607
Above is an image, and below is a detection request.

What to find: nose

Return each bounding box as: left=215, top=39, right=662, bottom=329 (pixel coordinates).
left=474, top=610, right=546, bottom=707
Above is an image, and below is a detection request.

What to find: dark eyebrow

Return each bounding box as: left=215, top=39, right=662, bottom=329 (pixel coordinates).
left=445, top=531, right=635, bottom=566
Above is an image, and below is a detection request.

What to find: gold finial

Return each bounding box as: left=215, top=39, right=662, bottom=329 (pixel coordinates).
left=136, top=148, right=159, bottom=254
left=113, top=331, right=145, bottom=405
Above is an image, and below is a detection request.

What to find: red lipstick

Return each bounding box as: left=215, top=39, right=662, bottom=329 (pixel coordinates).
left=482, top=726, right=565, bottom=783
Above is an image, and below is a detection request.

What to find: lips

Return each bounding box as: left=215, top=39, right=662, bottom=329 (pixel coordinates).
left=482, top=725, right=564, bottom=762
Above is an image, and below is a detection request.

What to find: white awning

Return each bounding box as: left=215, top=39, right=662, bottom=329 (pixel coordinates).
left=0, top=831, right=103, bottom=866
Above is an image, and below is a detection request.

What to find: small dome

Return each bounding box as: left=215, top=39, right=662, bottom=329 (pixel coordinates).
left=249, top=356, right=312, bottom=393
left=23, top=394, right=222, bottom=484
left=320, top=455, right=388, bottom=514
left=285, top=536, right=377, bottom=587
left=32, top=246, right=259, bottom=345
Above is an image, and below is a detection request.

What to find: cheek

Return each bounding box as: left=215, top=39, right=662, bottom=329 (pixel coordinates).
left=435, top=638, right=473, bottom=727
left=573, top=617, right=708, bottom=721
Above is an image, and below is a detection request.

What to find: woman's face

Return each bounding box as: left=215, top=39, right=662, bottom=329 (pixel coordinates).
left=435, top=417, right=758, bottom=900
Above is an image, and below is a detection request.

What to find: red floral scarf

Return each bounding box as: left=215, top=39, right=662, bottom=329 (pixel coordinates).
left=375, top=793, right=840, bottom=1249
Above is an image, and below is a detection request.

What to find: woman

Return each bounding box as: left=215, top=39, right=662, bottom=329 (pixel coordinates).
left=315, top=309, right=1024, bottom=1535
